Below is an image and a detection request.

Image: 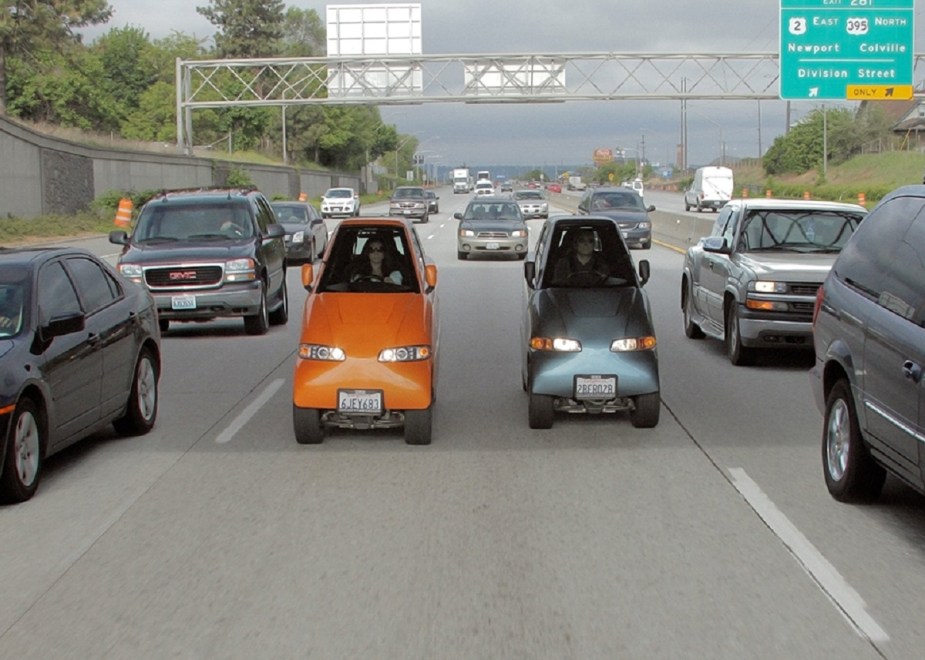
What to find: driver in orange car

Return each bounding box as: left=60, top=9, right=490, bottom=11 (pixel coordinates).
left=347, top=236, right=404, bottom=285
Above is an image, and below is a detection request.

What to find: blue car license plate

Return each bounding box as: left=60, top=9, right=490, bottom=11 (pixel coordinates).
left=337, top=389, right=383, bottom=414
left=574, top=375, right=616, bottom=399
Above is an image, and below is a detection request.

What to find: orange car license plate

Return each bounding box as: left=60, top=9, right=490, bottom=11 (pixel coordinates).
left=574, top=375, right=616, bottom=399
left=338, top=389, right=383, bottom=413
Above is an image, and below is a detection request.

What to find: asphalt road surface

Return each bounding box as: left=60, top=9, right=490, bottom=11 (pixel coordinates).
left=1, top=187, right=923, bottom=658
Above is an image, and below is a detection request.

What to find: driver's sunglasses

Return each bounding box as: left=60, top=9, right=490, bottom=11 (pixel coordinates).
left=577, top=237, right=594, bottom=244
left=368, top=245, right=385, bottom=252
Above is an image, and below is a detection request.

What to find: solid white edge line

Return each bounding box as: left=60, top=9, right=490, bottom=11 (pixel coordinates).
left=728, top=468, right=889, bottom=645
left=215, top=378, right=285, bottom=444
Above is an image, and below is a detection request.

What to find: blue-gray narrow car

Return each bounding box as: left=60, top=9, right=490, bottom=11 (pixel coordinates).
left=521, top=216, right=660, bottom=429
left=0, top=247, right=161, bottom=503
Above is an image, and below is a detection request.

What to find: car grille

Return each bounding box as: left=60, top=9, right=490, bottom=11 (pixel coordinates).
left=145, top=265, right=223, bottom=289
left=394, top=202, right=423, bottom=209
left=790, top=284, right=820, bottom=296
left=477, top=231, right=509, bottom=238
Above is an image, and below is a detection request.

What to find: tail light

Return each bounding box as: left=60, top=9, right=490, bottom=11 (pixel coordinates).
left=812, top=283, right=825, bottom=325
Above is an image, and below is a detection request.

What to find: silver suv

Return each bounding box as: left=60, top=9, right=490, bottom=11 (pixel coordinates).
left=812, top=185, right=925, bottom=502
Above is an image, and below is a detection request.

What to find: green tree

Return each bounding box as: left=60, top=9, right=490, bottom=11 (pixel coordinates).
left=197, top=0, right=285, bottom=58
left=280, top=6, right=325, bottom=57
left=0, top=0, right=112, bottom=113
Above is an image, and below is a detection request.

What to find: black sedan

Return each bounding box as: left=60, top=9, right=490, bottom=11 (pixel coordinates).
left=0, top=247, right=161, bottom=503
left=271, top=200, right=328, bottom=263
left=577, top=187, right=655, bottom=249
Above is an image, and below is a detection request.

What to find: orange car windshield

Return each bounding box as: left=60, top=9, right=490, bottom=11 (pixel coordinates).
left=317, top=228, right=420, bottom=294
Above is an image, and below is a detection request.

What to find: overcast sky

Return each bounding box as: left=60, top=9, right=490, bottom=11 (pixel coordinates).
left=82, top=0, right=925, bottom=170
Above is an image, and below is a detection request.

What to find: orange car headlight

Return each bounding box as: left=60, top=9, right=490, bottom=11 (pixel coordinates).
left=378, top=345, right=431, bottom=362
left=299, top=344, right=346, bottom=361
left=610, top=336, right=657, bottom=352
left=530, top=337, right=582, bottom=352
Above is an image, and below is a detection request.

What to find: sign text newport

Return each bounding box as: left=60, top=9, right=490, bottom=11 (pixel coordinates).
left=780, top=0, right=914, bottom=100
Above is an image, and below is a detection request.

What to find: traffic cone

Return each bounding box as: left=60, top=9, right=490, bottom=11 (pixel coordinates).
left=298, top=192, right=307, bottom=202
left=803, top=191, right=811, bottom=200
left=114, top=198, right=133, bottom=228
left=858, top=192, right=866, bottom=205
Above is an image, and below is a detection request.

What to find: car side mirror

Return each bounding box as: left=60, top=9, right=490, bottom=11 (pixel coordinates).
left=702, top=236, right=731, bottom=254
left=454, top=212, right=463, bottom=220
left=638, top=259, right=650, bottom=286
left=301, top=263, right=314, bottom=291
left=265, top=223, right=286, bottom=239
left=647, top=205, right=656, bottom=212
left=424, top=264, right=438, bottom=291
left=43, top=312, right=85, bottom=341
left=524, top=260, right=536, bottom=289
left=109, top=230, right=129, bottom=245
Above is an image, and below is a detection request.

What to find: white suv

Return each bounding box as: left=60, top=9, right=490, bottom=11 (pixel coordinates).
left=320, top=188, right=360, bottom=218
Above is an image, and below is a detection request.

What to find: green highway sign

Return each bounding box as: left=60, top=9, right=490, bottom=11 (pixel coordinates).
left=780, top=0, right=914, bottom=100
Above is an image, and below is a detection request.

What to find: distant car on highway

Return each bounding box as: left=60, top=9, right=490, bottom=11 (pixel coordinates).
left=388, top=186, right=429, bottom=223
left=271, top=200, right=328, bottom=264
left=521, top=216, right=659, bottom=429
left=577, top=187, right=655, bottom=249
left=455, top=197, right=528, bottom=260
left=320, top=187, right=360, bottom=219
left=0, top=247, right=161, bottom=502
left=545, top=182, right=562, bottom=193
left=474, top=180, right=495, bottom=197
left=292, top=218, right=439, bottom=445
left=682, top=198, right=867, bottom=365
left=513, top=189, right=549, bottom=219
left=425, top=189, right=439, bottom=214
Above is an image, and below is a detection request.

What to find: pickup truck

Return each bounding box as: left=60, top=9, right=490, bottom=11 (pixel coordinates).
left=680, top=198, right=867, bottom=365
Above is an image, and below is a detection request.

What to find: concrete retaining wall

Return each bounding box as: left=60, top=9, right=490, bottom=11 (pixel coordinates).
left=0, top=116, right=364, bottom=219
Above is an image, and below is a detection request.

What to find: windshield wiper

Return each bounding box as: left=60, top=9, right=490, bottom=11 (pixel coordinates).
left=137, top=236, right=178, bottom=244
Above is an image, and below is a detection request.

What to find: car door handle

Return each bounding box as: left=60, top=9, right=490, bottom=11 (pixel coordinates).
left=902, top=360, right=922, bottom=383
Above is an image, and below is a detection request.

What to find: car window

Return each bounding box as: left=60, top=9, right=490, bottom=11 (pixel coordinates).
left=591, top=192, right=644, bottom=210
left=37, top=261, right=82, bottom=326
left=739, top=210, right=863, bottom=252
left=881, top=202, right=925, bottom=324
left=134, top=202, right=255, bottom=241
left=710, top=206, right=736, bottom=244
left=317, top=227, right=420, bottom=294
left=272, top=204, right=309, bottom=224
left=65, top=256, right=121, bottom=314
left=836, top=196, right=918, bottom=300
left=253, top=196, right=274, bottom=233
left=394, top=188, right=424, bottom=199
left=326, top=189, right=352, bottom=198
left=541, top=224, right=636, bottom=288
left=0, top=282, right=26, bottom=338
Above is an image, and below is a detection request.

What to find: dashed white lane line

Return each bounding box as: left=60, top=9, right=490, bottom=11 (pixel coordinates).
left=215, top=378, right=286, bottom=444
left=728, top=468, right=889, bottom=645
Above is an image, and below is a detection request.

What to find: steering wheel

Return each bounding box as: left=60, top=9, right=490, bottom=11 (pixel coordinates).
left=353, top=274, right=383, bottom=283
left=564, top=270, right=607, bottom=286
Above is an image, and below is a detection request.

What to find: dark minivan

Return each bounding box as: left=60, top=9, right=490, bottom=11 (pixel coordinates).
left=811, top=185, right=925, bottom=502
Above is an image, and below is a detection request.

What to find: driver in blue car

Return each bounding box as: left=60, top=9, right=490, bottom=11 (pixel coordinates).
left=553, top=228, right=610, bottom=285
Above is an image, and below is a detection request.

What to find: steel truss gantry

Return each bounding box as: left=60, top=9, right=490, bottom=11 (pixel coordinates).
left=175, top=52, right=925, bottom=152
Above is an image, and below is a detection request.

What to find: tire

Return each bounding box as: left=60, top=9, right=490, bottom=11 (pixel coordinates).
left=684, top=201, right=690, bottom=212
left=725, top=304, right=754, bottom=366
left=457, top=251, right=467, bottom=260
left=682, top=283, right=705, bottom=339
left=822, top=380, right=886, bottom=502
left=404, top=406, right=433, bottom=445
left=528, top=393, right=554, bottom=429
left=696, top=201, right=703, bottom=213
left=293, top=406, right=324, bottom=444
left=269, top=276, right=288, bottom=326
left=113, top=348, right=159, bottom=436
left=0, top=398, right=43, bottom=503
left=158, top=318, right=169, bottom=333
left=244, top=281, right=270, bottom=335
left=630, top=392, right=660, bottom=428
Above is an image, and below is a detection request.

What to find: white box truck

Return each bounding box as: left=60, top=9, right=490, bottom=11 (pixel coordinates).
left=684, top=166, right=734, bottom=212
left=452, top=168, right=471, bottom=194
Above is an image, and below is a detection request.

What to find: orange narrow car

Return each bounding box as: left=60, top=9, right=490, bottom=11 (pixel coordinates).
left=292, top=218, right=439, bottom=445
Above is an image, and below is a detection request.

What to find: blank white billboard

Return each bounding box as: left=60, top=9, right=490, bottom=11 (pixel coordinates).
left=326, top=3, right=422, bottom=97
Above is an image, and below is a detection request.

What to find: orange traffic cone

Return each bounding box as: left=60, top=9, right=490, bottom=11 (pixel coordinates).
left=803, top=191, right=811, bottom=200
left=114, top=198, right=133, bottom=228
left=858, top=192, right=866, bottom=205
left=298, top=192, right=307, bottom=202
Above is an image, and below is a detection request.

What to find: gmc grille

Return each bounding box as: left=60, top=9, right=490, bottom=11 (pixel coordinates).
left=145, top=265, right=223, bottom=289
